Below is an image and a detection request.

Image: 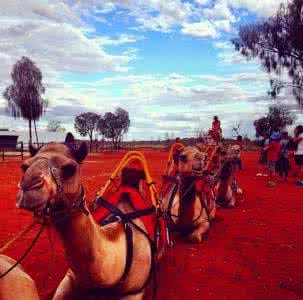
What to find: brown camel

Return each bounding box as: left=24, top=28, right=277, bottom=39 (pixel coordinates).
left=0, top=255, right=39, bottom=300
left=16, top=139, right=153, bottom=300
left=162, top=146, right=216, bottom=243
left=215, top=145, right=243, bottom=208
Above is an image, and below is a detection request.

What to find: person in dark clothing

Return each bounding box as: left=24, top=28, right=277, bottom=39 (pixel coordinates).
left=277, top=131, right=290, bottom=181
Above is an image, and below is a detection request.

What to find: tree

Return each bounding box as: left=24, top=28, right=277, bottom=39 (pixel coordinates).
left=3, top=56, right=47, bottom=145
left=254, top=105, right=295, bottom=138
left=74, top=112, right=100, bottom=151
left=98, top=108, right=130, bottom=149
left=232, top=122, right=242, bottom=137
left=232, top=0, right=303, bottom=105
left=47, top=120, right=66, bottom=133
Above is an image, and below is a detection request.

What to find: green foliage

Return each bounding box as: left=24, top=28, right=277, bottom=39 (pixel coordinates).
left=232, top=0, right=303, bottom=105
left=3, top=56, right=47, bottom=143
left=74, top=112, right=100, bottom=149
left=47, top=120, right=66, bottom=133
left=98, top=108, right=130, bottom=149
left=254, top=105, right=296, bottom=137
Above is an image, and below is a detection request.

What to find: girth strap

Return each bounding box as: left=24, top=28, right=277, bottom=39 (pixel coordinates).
left=94, top=196, right=156, bottom=293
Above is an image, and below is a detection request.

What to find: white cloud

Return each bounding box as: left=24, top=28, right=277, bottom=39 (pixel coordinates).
left=96, top=34, right=145, bottom=46
left=213, top=19, right=232, bottom=32
left=0, top=0, right=135, bottom=82
left=181, top=21, right=218, bottom=38
left=195, top=0, right=210, bottom=5
left=204, top=1, right=235, bottom=21
left=225, top=0, right=287, bottom=17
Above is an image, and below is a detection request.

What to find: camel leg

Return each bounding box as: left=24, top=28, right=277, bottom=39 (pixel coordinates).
left=119, top=291, right=144, bottom=300
left=187, top=196, right=212, bottom=243
left=188, top=220, right=210, bottom=243
left=0, top=255, right=39, bottom=300
left=52, top=270, right=76, bottom=300
left=226, top=186, right=236, bottom=207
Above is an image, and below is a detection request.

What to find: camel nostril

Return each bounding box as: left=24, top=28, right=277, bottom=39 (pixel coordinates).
left=21, top=175, right=44, bottom=191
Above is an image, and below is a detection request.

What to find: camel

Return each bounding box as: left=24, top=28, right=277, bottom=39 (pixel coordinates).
left=16, top=137, right=154, bottom=300
left=215, top=145, right=243, bottom=208
left=162, top=146, right=216, bottom=243
left=0, top=254, right=39, bottom=300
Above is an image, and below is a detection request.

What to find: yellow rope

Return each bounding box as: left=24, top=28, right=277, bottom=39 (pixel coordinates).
left=97, top=151, right=159, bottom=207
left=164, top=143, right=185, bottom=175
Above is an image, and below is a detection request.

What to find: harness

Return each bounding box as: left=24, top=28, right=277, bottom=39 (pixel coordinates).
left=1, top=154, right=160, bottom=298
left=33, top=157, right=89, bottom=219
left=162, top=144, right=218, bottom=236
left=88, top=151, right=164, bottom=297
left=164, top=174, right=213, bottom=230
left=90, top=196, right=157, bottom=296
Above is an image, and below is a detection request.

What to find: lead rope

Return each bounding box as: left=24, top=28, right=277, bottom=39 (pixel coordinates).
left=0, top=220, right=37, bottom=254
left=0, top=221, right=46, bottom=279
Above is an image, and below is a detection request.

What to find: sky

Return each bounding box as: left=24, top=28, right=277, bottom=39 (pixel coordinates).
left=0, top=0, right=300, bottom=140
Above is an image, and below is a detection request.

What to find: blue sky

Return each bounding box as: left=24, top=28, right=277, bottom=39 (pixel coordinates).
left=0, top=0, right=299, bottom=140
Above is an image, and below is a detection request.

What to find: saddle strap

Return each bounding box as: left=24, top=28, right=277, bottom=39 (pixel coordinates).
left=93, top=196, right=157, bottom=295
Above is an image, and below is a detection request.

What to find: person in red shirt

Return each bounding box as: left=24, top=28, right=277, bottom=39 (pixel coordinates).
left=212, top=116, right=222, bottom=142
left=264, top=131, right=281, bottom=187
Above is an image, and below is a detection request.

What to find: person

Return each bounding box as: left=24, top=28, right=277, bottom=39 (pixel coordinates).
left=257, top=134, right=269, bottom=176
left=277, top=131, right=290, bottom=181
left=293, top=125, right=303, bottom=186
left=235, top=135, right=243, bottom=170
left=264, top=131, right=281, bottom=187
left=212, top=116, right=222, bottom=142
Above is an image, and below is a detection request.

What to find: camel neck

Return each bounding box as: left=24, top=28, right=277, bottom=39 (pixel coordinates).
left=53, top=201, right=125, bottom=287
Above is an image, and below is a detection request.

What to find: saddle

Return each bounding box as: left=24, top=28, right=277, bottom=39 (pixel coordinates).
left=89, top=151, right=166, bottom=296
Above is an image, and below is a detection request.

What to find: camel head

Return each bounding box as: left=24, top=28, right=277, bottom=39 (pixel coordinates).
left=177, top=146, right=206, bottom=176
left=16, top=134, right=88, bottom=214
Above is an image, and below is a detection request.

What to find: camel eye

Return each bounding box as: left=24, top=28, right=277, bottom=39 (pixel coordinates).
left=21, top=164, right=29, bottom=173
left=61, top=163, right=76, bottom=180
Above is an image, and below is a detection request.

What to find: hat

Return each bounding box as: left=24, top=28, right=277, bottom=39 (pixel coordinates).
left=270, top=132, right=281, bottom=140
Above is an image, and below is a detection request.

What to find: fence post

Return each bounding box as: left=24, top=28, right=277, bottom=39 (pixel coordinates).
left=21, top=142, right=24, bottom=160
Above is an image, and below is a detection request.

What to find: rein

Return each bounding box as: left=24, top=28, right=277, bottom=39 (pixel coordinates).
left=0, top=156, right=88, bottom=280
left=0, top=221, right=46, bottom=279
left=162, top=145, right=218, bottom=232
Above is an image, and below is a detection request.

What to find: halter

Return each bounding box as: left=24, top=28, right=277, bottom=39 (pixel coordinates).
left=162, top=144, right=218, bottom=233
left=32, top=156, right=89, bottom=220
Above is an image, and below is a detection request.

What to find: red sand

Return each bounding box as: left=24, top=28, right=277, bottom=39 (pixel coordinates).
left=0, top=151, right=303, bottom=300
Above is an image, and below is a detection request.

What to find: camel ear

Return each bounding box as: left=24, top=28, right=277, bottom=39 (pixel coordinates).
left=29, top=144, right=39, bottom=157
left=74, top=142, right=88, bottom=163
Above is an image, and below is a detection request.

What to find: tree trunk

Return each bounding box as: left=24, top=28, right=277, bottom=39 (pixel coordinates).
left=28, top=119, right=32, bottom=146
left=89, top=133, right=93, bottom=152
left=33, top=119, right=39, bottom=147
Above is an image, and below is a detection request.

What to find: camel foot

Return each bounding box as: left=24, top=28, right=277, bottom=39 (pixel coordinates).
left=187, top=222, right=210, bottom=243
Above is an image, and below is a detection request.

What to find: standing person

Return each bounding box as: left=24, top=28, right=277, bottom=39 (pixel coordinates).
left=235, top=135, right=243, bottom=170
left=257, top=134, right=269, bottom=176
left=264, top=131, right=281, bottom=187
left=212, top=116, right=222, bottom=142
left=293, top=125, right=303, bottom=186
left=277, top=131, right=290, bottom=182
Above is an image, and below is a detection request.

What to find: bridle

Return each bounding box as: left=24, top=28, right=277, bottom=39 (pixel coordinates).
left=34, top=157, right=158, bottom=298
left=162, top=148, right=217, bottom=232
left=31, top=156, right=89, bottom=220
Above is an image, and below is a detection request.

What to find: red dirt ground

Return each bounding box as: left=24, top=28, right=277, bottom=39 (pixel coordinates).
left=0, top=151, right=303, bottom=300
